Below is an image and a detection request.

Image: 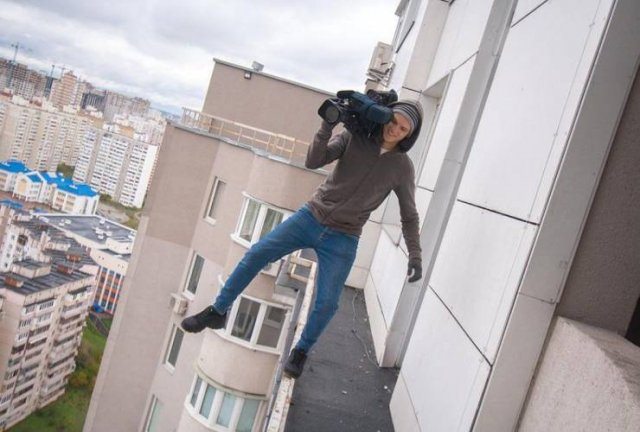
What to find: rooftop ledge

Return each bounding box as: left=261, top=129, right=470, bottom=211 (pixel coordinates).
left=179, top=108, right=328, bottom=173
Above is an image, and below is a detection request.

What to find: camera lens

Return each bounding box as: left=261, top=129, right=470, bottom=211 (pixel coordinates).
left=324, top=105, right=340, bottom=124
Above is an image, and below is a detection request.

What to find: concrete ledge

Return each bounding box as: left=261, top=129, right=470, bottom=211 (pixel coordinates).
left=520, top=317, right=640, bottom=431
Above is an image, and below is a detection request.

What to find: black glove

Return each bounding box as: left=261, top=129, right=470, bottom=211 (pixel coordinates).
left=407, top=258, right=422, bottom=283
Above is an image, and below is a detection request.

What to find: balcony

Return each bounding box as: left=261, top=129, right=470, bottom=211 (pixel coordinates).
left=28, top=328, right=51, bottom=344
left=60, top=303, right=87, bottom=320
left=55, top=322, right=84, bottom=341
left=63, top=290, right=90, bottom=307
left=38, top=386, right=64, bottom=408
left=181, top=109, right=310, bottom=167
left=48, top=346, right=78, bottom=364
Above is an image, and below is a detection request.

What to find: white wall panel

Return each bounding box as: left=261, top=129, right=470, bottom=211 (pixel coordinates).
left=457, top=0, right=610, bottom=223
left=419, top=57, right=475, bottom=190
left=398, top=187, right=432, bottom=254
left=427, top=0, right=493, bottom=87
left=512, top=0, right=546, bottom=24
left=388, top=0, right=431, bottom=92
left=369, top=231, right=409, bottom=323
left=402, top=289, right=490, bottom=431
left=429, top=201, right=537, bottom=362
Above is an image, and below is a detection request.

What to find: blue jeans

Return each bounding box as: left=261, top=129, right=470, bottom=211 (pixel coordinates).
left=213, top=205, right=359, bottom=353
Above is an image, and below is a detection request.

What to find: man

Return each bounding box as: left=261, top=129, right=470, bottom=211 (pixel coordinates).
left=182, top=99, right=424, bottom=379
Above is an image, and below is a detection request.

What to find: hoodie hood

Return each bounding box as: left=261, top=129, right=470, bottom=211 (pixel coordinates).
left=387, top=99, right=423, bottom=153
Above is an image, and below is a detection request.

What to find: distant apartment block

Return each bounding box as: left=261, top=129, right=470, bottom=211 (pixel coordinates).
left=0, top=95, right=94, bottom=170
left=49, top=71, right=79, bottom=110
left=0, top=60, right=48, bottom=101
left=112, top=113, right=166, bottom=146
left=73, top=124, right=158, bottom=208
left=0, top=206, right=96, bottom=430
left=35, top=214, right=134, bottom=315
left=0, top=160, right=99, bottom=215
left=103, top=91, right=150, bottom=122
left=81, top=90, right=106, bottom=112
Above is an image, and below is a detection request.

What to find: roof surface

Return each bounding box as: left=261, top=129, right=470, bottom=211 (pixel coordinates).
left=37, top=214, right=135, bottom=252
left=0, top=160, right=29, bottom=173
left=1, top=266, right=93, bottom=296
left=40, top=172, right=98, bottom=197
left=285, top=287, right=398, bottom=432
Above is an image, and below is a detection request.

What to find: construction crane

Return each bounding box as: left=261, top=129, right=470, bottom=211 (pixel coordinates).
left=6, top=42, right=32, bottom=89
left=49, top=64, right=68, bottom=79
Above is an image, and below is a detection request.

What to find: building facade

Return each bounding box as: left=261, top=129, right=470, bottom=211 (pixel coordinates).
left=84, top=60, right=337, bottom=432
left=36, top=214, right=134, bottom=315
left=0, top=96, right=94, bottom=170
left=84, top=1, right=640, bottom=430
left=49, top=71, right=79, bottom=110
left=359, top=0, right=640, bottom=431
left=103, top=91, right=150, bottom=122
left=73, top=124, right=159, bottom=208
left=0, top=60, right=48, bottom=102
left=0, top=161, right=99, bottom=216
left=0, top=208, right=96, bottom=430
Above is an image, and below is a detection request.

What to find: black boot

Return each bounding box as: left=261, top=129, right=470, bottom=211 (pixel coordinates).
left=181, top=306, right=227, bottom=333
left=283, top=348, right=308, bottom=379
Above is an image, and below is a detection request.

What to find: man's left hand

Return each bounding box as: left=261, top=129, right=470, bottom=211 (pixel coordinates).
left=407, top=258, right=422, bottom=283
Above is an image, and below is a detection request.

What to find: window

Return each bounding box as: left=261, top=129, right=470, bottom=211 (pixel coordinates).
left=205, top=178, right=226, bottom=222
left=392, top=0, right=421, bottom=53
left=222, top=295, right=288, bottom=350
left=164, top=325, right=184, bottom=369
left=144, top=395, right=162, bottom=432
left=231, top=298, right=260, bottom=342
left=216, top=393, right=236, bottom=427
left=239, top=199, right=260, bottom=242
left=235, top=197, right=291, bottom=246
left=185, top=254, right=204, bottom=295
left=186, top=374, right=261, bottom=431
left=189, top=377, right=202, bottom=407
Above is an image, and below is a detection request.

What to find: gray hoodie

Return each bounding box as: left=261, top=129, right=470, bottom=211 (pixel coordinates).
left=305, top=116, right=422, bottom=263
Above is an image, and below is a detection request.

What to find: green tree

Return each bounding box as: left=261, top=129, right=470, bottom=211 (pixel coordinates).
left=55, top=163, right=75, bottom=179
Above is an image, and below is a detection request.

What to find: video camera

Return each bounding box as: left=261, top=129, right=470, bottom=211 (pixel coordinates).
left=318, top=89, right=398, bottom=137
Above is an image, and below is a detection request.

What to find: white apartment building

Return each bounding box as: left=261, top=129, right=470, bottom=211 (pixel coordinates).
left=359, top=0, right=640, bottom=431
left=0, top=210, right=96, bottom=430
left=0, top=96, right=93, bottom=170
left=36, top=214, right=135, bottom=315
left=74, top=124, right=158, bottom=208
left=0, top=161, right=99, bottom=216
left=112, top=113, right=166, bottom=146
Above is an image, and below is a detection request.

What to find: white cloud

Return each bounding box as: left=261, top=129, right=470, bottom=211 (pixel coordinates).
left=0, top=0, right=399, bottom=112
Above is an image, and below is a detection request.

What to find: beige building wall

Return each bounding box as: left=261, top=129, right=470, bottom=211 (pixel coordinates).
left=0, top=267, right=94, bottom=430
left=85, top=120, right=325, bottom=431
left=202, top=59, right=331, bottom=142
left=0, top=100, right=93, bottom=171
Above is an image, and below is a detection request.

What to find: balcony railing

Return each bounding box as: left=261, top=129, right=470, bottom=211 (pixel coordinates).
left=181, top=109, right=311, bottom=167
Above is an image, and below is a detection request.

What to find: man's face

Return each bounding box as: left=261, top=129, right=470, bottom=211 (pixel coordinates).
left=382, top=113, right=412, bottom=147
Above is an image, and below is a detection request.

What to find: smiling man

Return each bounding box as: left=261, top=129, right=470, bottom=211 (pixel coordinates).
left=182, top=99, right=424, bottom=379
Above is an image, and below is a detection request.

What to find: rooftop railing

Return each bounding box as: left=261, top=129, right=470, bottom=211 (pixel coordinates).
left=181, top=109, right=311, bottom=167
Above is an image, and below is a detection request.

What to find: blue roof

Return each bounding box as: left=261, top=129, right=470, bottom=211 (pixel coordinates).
left=0, top=160, right=29, bottom=174
left=39, top=172, right=99, bottom=198
left=0, top=199, right=23, bottom=209
left=27, top=173, right=43, bottom=183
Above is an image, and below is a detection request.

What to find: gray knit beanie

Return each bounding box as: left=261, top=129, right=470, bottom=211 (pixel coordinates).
left=392, top=101, right=422, bottom=136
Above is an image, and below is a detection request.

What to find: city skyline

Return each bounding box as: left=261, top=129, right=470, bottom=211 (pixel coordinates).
left=0, top=0, right=399, bottom=115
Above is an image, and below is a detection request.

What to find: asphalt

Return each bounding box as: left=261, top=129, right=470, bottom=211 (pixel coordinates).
left=285, top=286, right=399, bottom=432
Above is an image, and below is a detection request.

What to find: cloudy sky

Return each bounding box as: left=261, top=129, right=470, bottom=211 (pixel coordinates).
left=0, top=0, right=399, bottom=113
